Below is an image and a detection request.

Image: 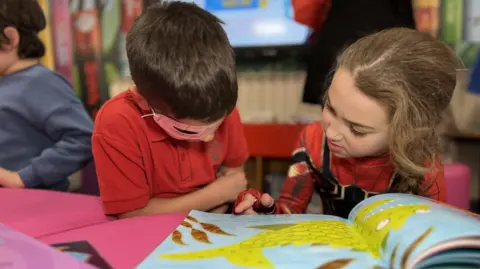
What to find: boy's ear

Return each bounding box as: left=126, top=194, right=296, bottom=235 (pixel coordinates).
left=1, top=26, right=19, bottom=51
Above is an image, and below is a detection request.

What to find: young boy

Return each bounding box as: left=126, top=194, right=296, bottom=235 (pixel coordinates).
left=92, top=2, right=249, bottom=218
left=0, top=0, right=93, bottom=191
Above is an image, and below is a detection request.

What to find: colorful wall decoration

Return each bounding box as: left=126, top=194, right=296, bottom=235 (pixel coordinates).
left=39, top=0, right=480, bottom=119
left=50, top=0, right=74, bottom=91
left=414, top=0, right=480, bottom=67
left=37, top=0, right=55, bottom=70
left=44, top=0, right=147, bottom=120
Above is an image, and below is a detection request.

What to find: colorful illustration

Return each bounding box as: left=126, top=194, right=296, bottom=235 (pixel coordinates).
left=50, top=0, right=74, bottom=84
left=0, top=225, right=95, bottom=269
left=38, top=0, right=55, bottom=70
left=172, top=216, right=236, bottom=246
left=137, top=194, right=480, bottom=269
left=353, top=198, right=431, bottom=257
left=283, top=0, right=293, bottom=19
left=413, top=0, right=440, bottom=37
left=180, top=0, right=309, bottom=48
left=205, top=0, right=268, bottom=11
left=440, top=0, right=464, bottom=44
left=63, top=251, right=91, bottom=261
left=161, top=219, right=368, bottom=268
left=101, top=0, right=122, bottom=92
left=118, top=0, right=143, bottom=77
left=463, top=0, right=480, bottom=42
left=52, top=241, right=112, bottom=269
left=70, top=0, right=110, bottom=119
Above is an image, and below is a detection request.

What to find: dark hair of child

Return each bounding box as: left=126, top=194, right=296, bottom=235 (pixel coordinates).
left=0, top=0, right=46, bottom=59
left=126, top=1, right=238, bottom=122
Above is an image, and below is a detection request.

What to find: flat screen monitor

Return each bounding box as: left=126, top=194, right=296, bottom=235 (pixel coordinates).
left=175, top=0, right=311, bottom=48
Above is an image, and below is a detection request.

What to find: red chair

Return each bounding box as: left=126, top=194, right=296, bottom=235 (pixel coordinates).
left=444, top=163, right=472, bottom=210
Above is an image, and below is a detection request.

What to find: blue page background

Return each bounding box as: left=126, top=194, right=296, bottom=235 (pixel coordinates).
left=349, top=193, right=480, bottom=268
left=136, top=212, right=380, bottom=269
left=137, top=194, right=480, bottom=269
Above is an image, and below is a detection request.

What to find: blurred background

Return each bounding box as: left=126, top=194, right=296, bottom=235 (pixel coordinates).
left=37, top=0, right=480, bottom=212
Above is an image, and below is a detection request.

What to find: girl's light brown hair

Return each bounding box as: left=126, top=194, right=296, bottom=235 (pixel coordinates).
left=335, top=28, right=459, bottom=195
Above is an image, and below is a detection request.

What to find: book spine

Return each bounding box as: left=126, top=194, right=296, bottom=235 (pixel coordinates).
left=50, top=0, right=74, bottom=83
left=71, top=0, right=104, bottom=119
left=440, top=0, right=464, bottom=44
left=37, top=0, right=55, bottom=70
left=413, top=0, right=440, bottom=37
left=463, top=0, right=480, bottom=42
left=119, top=0, right=144, bottom=77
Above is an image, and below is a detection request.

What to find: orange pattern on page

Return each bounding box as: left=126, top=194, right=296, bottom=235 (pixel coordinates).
left=161, top=220, right=369, bottom=269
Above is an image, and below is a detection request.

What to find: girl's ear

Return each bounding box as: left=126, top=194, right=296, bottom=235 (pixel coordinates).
left=1, top=26, right=19, bottom=51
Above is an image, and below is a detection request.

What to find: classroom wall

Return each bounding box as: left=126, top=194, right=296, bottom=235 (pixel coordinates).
left=442, top=70, right=480, bottom=207
left=40, top=0, right=480, bottom=123
left=43, top=0, right=146, bottom=119
left=39, top=1, right=480, bottom=200
left=414, top=0, right=480, bottom=67
left=37, top=0, right=55, bottom=69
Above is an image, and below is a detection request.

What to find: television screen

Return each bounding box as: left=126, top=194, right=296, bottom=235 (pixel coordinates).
left=176, top=0, right=311, bottom=48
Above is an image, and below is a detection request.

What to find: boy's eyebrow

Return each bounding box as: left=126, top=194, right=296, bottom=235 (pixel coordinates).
left=326, top=95, right=375, bottom=130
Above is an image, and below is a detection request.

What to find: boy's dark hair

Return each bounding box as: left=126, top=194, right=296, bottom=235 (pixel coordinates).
left=0, top=0, right=46, bottom=59
left=126, top=1, right=237, bottom=122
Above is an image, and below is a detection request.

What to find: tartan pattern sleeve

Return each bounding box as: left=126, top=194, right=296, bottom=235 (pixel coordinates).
left=235, top=151, right=316, bottom=215
left=273, top=148, right=316, bottom=214
left=272, top=123, right=324, bottom=214
left=233, top=123, right=323, bottom=215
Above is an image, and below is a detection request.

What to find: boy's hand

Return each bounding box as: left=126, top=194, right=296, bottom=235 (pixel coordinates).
left=214, top=171, right=248, bottom=203
left=0, top=168, right=24, bottom=188
left=234, top=189, right=275, bottom=215
left=209, top=203, right=230, bottom=214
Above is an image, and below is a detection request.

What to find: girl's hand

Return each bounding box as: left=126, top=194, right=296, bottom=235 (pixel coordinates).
left=233, top=189, right=275, bottom=215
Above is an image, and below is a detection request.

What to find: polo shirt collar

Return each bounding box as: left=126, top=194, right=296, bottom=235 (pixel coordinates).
left=129, top=87, right=168, bottom=142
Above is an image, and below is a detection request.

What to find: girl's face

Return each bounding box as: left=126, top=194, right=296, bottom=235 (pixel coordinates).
left=321, top=68, right=390, bottom=158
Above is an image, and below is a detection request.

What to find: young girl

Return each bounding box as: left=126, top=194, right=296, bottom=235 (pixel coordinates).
left=234, top=28, right=459, bottom=218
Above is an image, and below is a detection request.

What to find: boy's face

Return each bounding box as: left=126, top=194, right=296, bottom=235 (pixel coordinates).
left=172, top=118, right=223, bottom=142
left=0, top=27, right=20, bottom=76
left=321, top=68, right=389, bottom=158
left=152, top=112, right=224, bottom=142
left=132, top=88, right=224, bottom=142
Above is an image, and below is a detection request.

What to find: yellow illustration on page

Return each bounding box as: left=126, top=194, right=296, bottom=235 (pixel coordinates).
left=160, top=220, right=369, bottom=269
left=353, top=198, right=431, bottom=257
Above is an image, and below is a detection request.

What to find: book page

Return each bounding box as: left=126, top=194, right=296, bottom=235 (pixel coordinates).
left=52, top=241, right=112, bottom=269
left=349, top=193, right=480, bottom=268
left=0, top=224, right=95, bottom=269
left=137, top=211, right=382, bottom=269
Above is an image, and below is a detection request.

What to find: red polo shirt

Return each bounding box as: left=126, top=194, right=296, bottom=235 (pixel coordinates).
left=92, top=90, right=249, bottom=215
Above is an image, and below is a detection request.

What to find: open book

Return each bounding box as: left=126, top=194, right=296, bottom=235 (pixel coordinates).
left=0, top=224, right=95, bottom=269
left=137, top=193, right=480, bottom=269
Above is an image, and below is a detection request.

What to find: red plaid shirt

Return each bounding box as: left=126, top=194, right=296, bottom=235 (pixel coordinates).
left=238, top=122, right=447, bottom=215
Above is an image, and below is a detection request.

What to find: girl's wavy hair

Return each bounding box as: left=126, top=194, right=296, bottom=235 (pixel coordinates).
left=332, top=28, right=460, bottom=195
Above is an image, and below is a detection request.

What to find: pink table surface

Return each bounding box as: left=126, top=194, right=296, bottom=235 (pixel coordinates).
left=38, top=213, right=187, bottom=269
left=0, top=188, right=114, bottom=238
